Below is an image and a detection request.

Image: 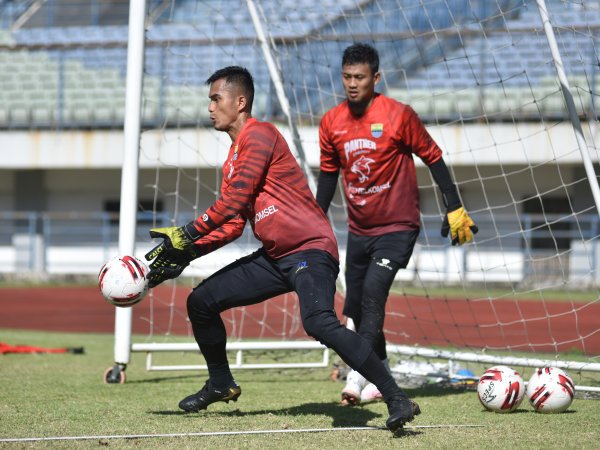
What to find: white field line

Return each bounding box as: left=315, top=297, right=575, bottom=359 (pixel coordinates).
left=0, top=424, right=484, bottom=443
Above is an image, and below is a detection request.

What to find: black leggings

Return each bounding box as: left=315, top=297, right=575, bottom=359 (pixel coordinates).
left=187, top=249, right=374, bottom=375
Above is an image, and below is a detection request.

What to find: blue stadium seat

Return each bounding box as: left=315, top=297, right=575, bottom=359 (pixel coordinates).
left=3, top=0, right=597, bottom=127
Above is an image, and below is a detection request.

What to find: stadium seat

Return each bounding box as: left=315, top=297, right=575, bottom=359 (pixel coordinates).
left=455, top=89, right=482, bottom=118
left=0, top=106, right=9, bottom=126
left=30, top=100, right=55, bottom=125
left=9, top=105, right=29, bottom=126
left=67, top=99, right=94, bottom=124
left=90, top=99, right=113, bottom=124
left=141, top=100, right=160, bottom=123
left=3, top=0, right=598, bottom=128
left=432, top=93, right=456, bottom=119
left=539, top=89, right=566, bottom=116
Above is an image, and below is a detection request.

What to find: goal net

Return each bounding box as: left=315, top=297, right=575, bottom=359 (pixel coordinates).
left=118, top=0, right=600, bottom=385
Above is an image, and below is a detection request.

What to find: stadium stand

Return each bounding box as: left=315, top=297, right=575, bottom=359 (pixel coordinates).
left=0, top=0, right=597, bottom=128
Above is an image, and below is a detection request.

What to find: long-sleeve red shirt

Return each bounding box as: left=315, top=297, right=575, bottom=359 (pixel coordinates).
left=192, top=118, right=339, bottom=261
left=319, top=93, right=443, bottom=236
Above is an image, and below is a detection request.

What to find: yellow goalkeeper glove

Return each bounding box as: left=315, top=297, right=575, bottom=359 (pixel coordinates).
left=441, top=206, right=478, bottom=246
left=146, top=262, right=189, bottom=288
left=144, top=225, right=201, bottom=287
left=145, top=222, right=203, bottom=260
left=145, top=226, right=193, bottom=260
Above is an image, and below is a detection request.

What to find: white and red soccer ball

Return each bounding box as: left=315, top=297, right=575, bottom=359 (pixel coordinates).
left=98, top=255, right=149, bottom=307
left=526, top=367, right=575, bottom=413
left=477, top=365, right=525, bottom=413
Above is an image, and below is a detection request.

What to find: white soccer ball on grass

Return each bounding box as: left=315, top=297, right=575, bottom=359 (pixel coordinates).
left=526, top=367, right=575, bottom=413
left=477, top=365, right=525, bottom=413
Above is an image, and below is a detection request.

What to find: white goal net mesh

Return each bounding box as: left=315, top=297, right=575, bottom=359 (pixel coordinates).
left=132, top=0, right=600, bottom=374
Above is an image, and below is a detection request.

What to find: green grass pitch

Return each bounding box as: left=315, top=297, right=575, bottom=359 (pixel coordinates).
left=0, top=329, right=598, bottom=449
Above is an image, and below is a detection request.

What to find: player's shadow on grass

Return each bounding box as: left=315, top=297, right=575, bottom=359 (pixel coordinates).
left=478, top=408, right=529, bottom=414
left=408, top=386, right=475, bottom=398
left=151, top=401, right=381, bottom=428
left=129, top=374, right=202, bottom=384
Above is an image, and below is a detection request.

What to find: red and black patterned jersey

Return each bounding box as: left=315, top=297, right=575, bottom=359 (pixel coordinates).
left=192, top=118, right=339, bottom=261
left=319, top=93, right=443, bottom=236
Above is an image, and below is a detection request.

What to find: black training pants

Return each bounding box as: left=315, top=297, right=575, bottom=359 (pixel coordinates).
left=187, top=248, right=375, bottom=372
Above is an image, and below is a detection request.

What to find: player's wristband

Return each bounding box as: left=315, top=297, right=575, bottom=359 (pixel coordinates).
left=443, top=187, right=461, bottom=212
left=183, top=221, right=203, bottom=241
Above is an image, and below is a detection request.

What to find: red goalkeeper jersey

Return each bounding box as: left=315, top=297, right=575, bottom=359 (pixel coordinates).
left=192, top=118, right=339, bottom=261
left=319, top=93, right=442, bottom=236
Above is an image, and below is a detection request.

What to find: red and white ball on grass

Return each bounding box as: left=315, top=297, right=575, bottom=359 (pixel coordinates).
left=526, top=367, right=575, bottom=413
left=477, top=365, right=525, bottom=413
left=98, top=255, right=149, bottom=307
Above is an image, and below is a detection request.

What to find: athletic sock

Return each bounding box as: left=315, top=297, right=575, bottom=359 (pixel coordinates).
left=199, top=342, right=235, bottom=388
left=206, top=362, right=235, bottom=388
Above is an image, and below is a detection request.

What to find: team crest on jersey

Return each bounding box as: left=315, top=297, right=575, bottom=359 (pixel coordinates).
left=232, top=145, right=238, bottom=161
left=371, top=123, right=383, bottom=138
left=351, top=155, right=375, bottom=183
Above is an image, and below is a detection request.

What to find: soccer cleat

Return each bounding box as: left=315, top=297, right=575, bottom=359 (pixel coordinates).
left=341, top=369, right=366, bottom=406
left=385, top=394, right=421, bottom=435
left=178, top=380, right=241, bottom=412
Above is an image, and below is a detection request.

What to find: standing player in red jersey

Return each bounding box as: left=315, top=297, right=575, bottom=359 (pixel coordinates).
left=316, top=44, right=478, bottom=405
left=144, top=66, right=420, bottom=434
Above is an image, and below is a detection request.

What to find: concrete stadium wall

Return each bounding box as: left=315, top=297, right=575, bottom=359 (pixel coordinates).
left=1, top=122, right=599, bottom=170
left=0, top=123, right=596, bottom=218
left=1, top=122, right=599, bottom=284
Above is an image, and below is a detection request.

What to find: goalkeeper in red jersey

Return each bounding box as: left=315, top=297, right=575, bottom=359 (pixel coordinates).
left=316, top=43, right=478, bottom=405
left=144, top=66, right=420, bottom=434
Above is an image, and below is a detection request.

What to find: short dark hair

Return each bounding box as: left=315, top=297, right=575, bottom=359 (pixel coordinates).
left=206, top=66, right=254, bottom=111
left=342, top=43, right=379, bottom=74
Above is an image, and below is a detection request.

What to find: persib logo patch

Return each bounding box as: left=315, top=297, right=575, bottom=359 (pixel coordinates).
left=371, top=123, right=383, bottom=138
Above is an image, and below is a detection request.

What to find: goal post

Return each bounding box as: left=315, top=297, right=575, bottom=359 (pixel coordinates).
left=536, top=0, right=600, bottom=212
left=109, top=0, right=600, bottom=389
left=106, top=0, right=147, bottom=383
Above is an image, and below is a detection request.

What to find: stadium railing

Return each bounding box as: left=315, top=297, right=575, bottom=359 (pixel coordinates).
left=1, top=211, right=599, bottom=287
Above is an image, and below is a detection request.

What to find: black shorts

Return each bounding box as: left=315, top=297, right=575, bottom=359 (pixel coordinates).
left=344, top=229, right=419, bottom=318
left=345, top=229, right=419, bottom=269
left=192, top=248, right=339, bottom=317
